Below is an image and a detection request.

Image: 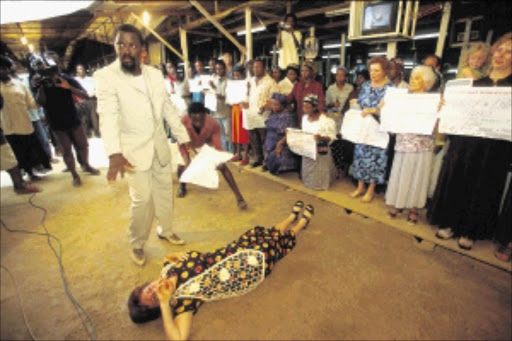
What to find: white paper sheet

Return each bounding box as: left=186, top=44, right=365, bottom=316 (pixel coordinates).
left=189, top=78, right=202, bottom=93
left=341, top=109, right=389, bottom=149
left=204, top=92, right=218, bottom=112
left=179, top=145, right=234, bottom=189
left=242, top=107, right=266, bottom=130
left=439, top=86, right=512, bottom=141
left=380, top=89, right=440, bottom=135
left=286, top=128, right=317, bottom=160
left=225, top=80, right=248, bottom=105
left=199, top=75, right=213, bottom=91
left=444, top=78, right=473, bottom=88
left=169, top=94, right=188, bottom=116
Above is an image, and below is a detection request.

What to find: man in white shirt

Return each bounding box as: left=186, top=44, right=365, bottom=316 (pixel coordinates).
left=245, top=59, right=278, bottom=168
left=75, top=64, right=100, bottom=137
left=209, top=60, right=232, bottom=152
left=94, top=24, right=192, bottom=266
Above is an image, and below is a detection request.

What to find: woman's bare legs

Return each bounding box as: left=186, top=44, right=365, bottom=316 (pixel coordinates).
left=275, top=213, right=297, bottom=233
left=350, top=181, right=365, bottom=198
left=361, top=183, right=376, bottom=203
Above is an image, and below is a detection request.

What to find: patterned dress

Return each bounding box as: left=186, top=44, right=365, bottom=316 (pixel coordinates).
left=352, top=81, right=392, bottom=185
left=264, top=110, right=300, bottom=174
left=162, top=226, right=297, bottom=316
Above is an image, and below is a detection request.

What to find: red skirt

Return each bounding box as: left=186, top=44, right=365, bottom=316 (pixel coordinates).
left=231, top=104, right=249, bottom=144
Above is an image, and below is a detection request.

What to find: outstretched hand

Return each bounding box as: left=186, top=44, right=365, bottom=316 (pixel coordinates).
left=164, top=251, right=189, bottom=264
left=107, top=153, right=134, bottom=182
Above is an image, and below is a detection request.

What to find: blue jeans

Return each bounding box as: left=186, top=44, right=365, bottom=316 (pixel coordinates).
left=215, top=116, right=233, bottom=152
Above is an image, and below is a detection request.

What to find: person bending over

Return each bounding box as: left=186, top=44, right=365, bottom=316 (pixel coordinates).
left=128, top=201, right=314, bottom=340
left=177, top=102, right=247, bottom=210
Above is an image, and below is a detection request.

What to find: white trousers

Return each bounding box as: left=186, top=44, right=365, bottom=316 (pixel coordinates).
left=125, top=154, right=174, bottom=249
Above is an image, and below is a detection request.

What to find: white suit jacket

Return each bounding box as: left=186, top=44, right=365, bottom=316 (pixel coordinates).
left=94, top=60, right=190, bottom=171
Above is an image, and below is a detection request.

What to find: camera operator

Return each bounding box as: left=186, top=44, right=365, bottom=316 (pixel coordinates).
left=0, top=55, right=50, bottom=182
left=33, top=51, right=100, bottom=187
left=276, top=13, right=302, bottom=69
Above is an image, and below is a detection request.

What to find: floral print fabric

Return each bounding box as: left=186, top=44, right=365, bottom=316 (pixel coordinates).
left=162, top=226, right=296, bottom=316
left=352, top=81, right=392, bottom=184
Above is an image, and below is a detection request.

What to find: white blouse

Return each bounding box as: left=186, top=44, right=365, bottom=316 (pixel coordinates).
left=301, top=114, right=337, bottom=143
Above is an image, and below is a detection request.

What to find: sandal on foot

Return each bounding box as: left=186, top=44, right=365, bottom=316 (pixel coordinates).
left=302, top=204, right=315, bottom=229
left=495, top=242, right=512, bottom=262
left=458, top=236, right=474, bottom=250
left=291, top=201, right=304, bottom=222
left=387, top=208, right=402, bottom=218
left=435, top=228, right=454, bottom=240
left=407, top=211, right=419, bottom=225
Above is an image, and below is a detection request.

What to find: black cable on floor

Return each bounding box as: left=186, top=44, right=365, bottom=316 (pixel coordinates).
left=0, top=193, right=96, bottom=340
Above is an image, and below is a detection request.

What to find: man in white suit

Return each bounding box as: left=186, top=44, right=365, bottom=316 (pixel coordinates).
left=94, top=24, right=191, bottom=266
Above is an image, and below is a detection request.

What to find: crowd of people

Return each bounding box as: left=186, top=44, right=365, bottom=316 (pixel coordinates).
left=1, top=18, right=510, bottom=341
left=1, top=22, right=511, bottom=265
left=158, top=30, right=511, bottom=264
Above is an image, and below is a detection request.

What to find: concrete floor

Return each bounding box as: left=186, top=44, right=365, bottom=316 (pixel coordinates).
left=1, top=153, right=511, bottom=340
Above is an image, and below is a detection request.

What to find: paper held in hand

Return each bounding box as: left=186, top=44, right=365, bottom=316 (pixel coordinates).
left=242, top=107, right=266, bottom=130
left=225, top=80, right=248, bottom=105
left=341, top=109, right=389, bottom=149
left=286, top=128, right=317, bottom=160
left=380, top=88, right=441, bottom=135
left=438, top=87, right=512, bottom=141
left=179, top=145, right=234, bottom=189
left=204, top=92, right=217, bottom=112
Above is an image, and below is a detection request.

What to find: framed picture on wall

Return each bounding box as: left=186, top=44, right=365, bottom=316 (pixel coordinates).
left=362, top=1, right=399, bottom=35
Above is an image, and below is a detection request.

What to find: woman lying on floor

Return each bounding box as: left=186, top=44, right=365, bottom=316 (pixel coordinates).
left=128, top=201, right=315, bottom=340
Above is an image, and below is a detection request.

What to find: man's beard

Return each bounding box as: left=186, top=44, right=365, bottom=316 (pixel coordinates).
left=120, top=55, right=137, bottom=73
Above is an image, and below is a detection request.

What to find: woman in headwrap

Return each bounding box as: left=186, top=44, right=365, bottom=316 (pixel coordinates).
left=264, top=92, right=300, bottom=175
left=300, top=94, right=337, bottom=190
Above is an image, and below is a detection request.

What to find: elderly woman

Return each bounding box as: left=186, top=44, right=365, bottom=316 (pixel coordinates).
left=264, top=92, right=299, bottom=175
left=349, top=56, right=393, bottom=202
left=384, top=66, right=437, bottom=224
left=326, top=66, right=354, bottom=133
left=429, top=32, right=512, bottom=250
left=458, top=42, right=492, bottom=80
left=128, top=202, right=315, bottom=340
left=300, top=94, right=337, bottom=190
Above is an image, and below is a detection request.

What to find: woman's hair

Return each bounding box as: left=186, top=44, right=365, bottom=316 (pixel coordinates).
left=357, top=69, right=370, bottom=81
left=459, top=42, right=492, bottom=70
left=491, top=32, right=512, bottom=54
left=410, top=65, right=437, bottom=91
left=128, top=283, right=162, bottom=324
left=367, top=56, right=389, bottom=73
left=284, top=13, right=298, bottom=24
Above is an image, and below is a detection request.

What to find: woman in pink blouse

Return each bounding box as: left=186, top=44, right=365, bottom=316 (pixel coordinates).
left=384, top=66, right=438, bottom=224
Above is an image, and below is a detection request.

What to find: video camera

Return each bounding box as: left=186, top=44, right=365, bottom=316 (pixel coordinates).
left=26, top=53, right=59, bottom=87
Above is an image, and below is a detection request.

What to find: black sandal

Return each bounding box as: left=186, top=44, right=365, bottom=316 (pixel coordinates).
left=302, top=204, right=315, bottom=229
left=407, top=210, right=419, bottom=225
left=387, top=208, right=403, bottom=218
left=291, top=201, right=304, bottom=222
